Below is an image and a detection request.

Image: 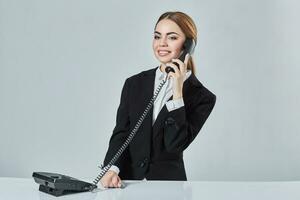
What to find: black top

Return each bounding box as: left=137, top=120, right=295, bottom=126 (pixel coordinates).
left=103, top=67, right=216, bottom=180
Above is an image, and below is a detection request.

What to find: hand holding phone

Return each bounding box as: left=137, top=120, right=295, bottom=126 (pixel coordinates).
left=165, top=38, right=196, bottom=73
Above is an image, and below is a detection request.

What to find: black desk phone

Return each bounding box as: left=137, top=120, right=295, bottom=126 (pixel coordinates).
left=32, top=38, right=196, bottom=196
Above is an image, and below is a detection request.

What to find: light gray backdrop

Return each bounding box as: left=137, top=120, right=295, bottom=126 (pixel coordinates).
left=1, top=0, right=299, bottom=181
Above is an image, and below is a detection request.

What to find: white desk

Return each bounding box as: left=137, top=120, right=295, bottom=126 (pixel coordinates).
left=0, top=177, right=300, bottom=200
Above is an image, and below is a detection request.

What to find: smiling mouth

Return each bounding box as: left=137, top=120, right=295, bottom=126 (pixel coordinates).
left=158, top=50, right=171, bottom=56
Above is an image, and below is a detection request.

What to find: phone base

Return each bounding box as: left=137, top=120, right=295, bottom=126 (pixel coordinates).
left=32, top=172, right=97, bottom=197
left=38, top=184, right=86, bottom=196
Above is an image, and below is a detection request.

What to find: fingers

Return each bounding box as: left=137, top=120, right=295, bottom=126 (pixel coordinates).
left=184, top=53, right=190, bottom=66
left=109, top=176, right=122, bottom=188
left=170, top=59, right=184, bottom=73
left=117, top=176, right=122, bottom=187
left=166, top=55, right=189, bottom=79
left=167, top=54, right=189, bottom=77
left=166, top=63, right=179, bottom=79
left=167, top=62, right=180, bottom=73
left=111, top=176, right=119, bottom=188
left=100, top=172, right=122, bottom=189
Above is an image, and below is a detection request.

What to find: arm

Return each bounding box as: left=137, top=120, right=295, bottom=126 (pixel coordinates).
left=103, top=78, right=131, bottom=170
left=163, top=90, right=216, bottom=153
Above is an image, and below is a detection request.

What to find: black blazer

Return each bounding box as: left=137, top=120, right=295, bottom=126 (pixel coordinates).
left=103, top=67, right=216, bottom=180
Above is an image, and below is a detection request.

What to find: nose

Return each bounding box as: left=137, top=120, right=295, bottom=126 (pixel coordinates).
left=159, top=37, right=168, bottom=47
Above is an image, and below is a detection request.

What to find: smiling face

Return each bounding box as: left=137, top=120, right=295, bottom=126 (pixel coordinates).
left=152, top=19, right=186, bottom=65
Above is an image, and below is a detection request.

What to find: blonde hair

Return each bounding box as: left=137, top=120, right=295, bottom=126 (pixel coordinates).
left=155, top=11, right=198, bottom=75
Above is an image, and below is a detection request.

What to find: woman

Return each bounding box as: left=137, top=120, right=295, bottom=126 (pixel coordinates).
left=100, top=11, right=216, bottom=188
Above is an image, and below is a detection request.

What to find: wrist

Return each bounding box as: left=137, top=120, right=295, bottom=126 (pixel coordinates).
left=173, top=93, right=183, bottom=100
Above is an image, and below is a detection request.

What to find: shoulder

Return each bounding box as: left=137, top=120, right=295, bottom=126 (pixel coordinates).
left=188, top=74, right=216, bottom=104
left=125, top=67, right=157, bottom=84
left=129, top=67, right=157, bottom=80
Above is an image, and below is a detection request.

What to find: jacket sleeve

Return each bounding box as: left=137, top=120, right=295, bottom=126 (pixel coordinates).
left=163, top=89, right=216, bottom=153
left=103, top=78, right=131, bottom=169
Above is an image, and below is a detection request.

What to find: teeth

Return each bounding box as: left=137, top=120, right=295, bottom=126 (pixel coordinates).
left=158, top=50, right=170, bottom=56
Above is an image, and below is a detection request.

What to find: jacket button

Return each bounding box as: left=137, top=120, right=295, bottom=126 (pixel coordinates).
left=139, top=158, right=149, bottom=168
left=139, top=162, right=145, bottom=168
left=165, top=117, right=175, bottom=125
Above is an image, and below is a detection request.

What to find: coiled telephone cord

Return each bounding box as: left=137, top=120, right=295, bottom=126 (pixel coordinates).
left=91, top=76, right=168, bottom=188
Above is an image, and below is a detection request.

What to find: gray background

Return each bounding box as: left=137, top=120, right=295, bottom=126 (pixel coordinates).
left=1, top=0, right=299, bottom=181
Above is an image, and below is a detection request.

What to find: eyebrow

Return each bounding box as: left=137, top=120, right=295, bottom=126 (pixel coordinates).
left=154, top=31, right=180, bottom=36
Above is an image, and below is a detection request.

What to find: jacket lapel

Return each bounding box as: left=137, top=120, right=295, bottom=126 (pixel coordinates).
left=139, top=67, right=156, bottom=136
left=139, top=66, right=202, bottom=138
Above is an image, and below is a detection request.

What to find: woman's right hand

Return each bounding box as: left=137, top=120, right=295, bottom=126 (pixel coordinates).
left=100, top=170, right=122, bottom=188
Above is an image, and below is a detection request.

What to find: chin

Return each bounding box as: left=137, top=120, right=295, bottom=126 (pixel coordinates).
left=155, top=51, right=178, bottom=63
left=160, top=59, right=171, bottom=64
left=157, top=56, right=172, bottom=64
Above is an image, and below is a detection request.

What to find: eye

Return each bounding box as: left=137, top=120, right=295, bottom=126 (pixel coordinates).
left=169, top=36, right=178, bottom=40
left=154, top=35, right=160, bottom=40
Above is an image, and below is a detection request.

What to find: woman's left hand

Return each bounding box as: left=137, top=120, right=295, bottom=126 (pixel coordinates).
left=166, top=54, right=190, bottom=100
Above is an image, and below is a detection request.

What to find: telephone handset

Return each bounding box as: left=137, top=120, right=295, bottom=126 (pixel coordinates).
left=32, top=38, right=196, bottom=197
left=165, top=38, right=196, bottom=73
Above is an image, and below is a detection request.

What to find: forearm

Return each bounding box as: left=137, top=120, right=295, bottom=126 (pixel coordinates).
left=163, top=94, right=216, bottom=152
